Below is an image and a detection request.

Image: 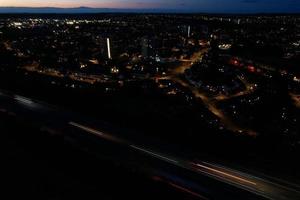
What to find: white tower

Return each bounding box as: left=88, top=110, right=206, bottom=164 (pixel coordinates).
left=107, top=38, right=112, bottom=60
left=188, top=26, right=191, bottom=38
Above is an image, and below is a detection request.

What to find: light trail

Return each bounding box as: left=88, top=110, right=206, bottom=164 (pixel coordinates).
left=69, top=121, right=126, bottom=144
left=130, top=145, right=179, bottom=164
left=14, top=95, right=34, bottom=105
left=193, top=163, right=257, bottom=186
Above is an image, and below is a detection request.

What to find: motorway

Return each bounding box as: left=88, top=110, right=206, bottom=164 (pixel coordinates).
left=0, top=89, right=300, bottom=200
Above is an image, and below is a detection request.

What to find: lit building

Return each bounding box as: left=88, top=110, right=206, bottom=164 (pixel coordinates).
left=107, top=38, right=112, bottom=60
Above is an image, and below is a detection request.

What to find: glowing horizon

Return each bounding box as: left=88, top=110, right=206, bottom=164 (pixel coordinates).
left=0, top=1, right=167, bottom=9
left=0, top=0, right=299, bottom=13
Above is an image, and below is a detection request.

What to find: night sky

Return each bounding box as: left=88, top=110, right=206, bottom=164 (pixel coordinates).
left=0, top=0, right=299, bottom=13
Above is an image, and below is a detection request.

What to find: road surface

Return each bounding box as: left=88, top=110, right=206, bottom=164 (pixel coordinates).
left=0, top=89, right=300, bottom=200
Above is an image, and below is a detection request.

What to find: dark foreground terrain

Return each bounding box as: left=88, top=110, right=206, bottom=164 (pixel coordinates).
left=1, top=114, right=196, bottom=200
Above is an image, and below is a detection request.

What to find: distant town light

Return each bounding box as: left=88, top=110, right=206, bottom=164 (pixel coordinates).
left=218, top=44, right=232, bottom=50
left=293, top=76, right=300, bottom=82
